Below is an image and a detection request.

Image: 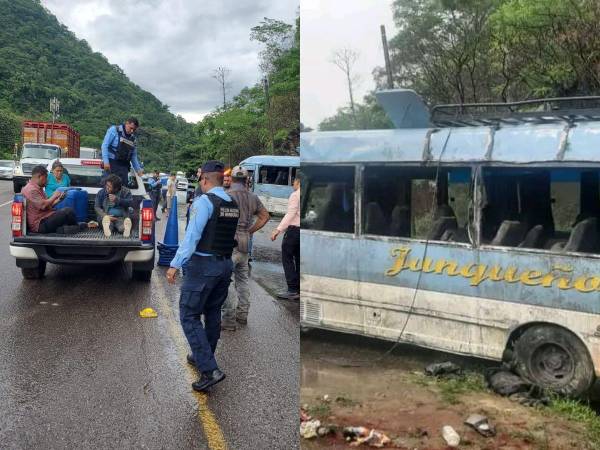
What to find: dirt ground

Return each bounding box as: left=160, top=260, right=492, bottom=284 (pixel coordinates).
left=301, top=331, right=594, bottom=449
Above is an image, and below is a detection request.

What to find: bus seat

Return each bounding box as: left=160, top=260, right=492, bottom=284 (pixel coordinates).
left=518, top=225, right=545, bottom=249
left=389, top=205, right=410, bottom=237
left=428, top=203, right=457, bottom=240
left=563, top=218, right=598, bottom=253
left=365, top=202, right=388, bottom=235
left=441, top=227, right=469, bottom=243
left=434, top=203, right=456, bottom=220
left=491, top=220, right=527, bottom=247
left=274, top=170, right=288, bottom=185
left=428, top=216, right=458, bottom=240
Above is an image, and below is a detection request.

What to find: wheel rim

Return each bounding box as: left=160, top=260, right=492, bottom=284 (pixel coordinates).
left=530, top=343, right=574, bottom=386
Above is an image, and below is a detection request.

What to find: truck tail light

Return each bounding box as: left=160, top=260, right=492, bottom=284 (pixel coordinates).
left=11, top=201, right=24, bottom=237
left=141, top=206, right=153, bottom=241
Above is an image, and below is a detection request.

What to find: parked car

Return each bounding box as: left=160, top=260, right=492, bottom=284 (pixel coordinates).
left=176, top=176, right=188, bottom=191
left=0, top=160, right=14, bottom=180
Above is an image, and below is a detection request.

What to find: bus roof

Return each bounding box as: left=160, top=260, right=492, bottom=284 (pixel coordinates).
left=301, top=121, right=600, bottom=165
left=239, top=155, right=300, bottom=167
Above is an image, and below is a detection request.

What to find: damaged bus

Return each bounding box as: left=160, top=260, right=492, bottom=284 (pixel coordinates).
left=300, top=90, right=600, bottom=397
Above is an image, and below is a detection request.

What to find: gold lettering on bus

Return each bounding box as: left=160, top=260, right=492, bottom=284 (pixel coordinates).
left=385, top=247, right=600, bottom=294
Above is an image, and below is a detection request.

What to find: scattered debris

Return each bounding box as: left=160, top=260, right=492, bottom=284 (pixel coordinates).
left=441, top=425, right=460, bottom=447
left=343, top=427, right=391, bottom=447
left=509, top=392, right=550, bottom=407
left=485, top=368, right=530, bottom=396
left=138, top=307, right=158, bottom=318
left=323, top=394, right=330, bottom=402
left=300, top=407, right=311, bottom=423
left=465, top=414, right=496, bottom=437
left=485, top=367, right=550, bottom=406
left=425, top=361, right=462, bottom=377
left=317, top=425, right=336, bottom=437
left=300, top=419, right=321, bottom=439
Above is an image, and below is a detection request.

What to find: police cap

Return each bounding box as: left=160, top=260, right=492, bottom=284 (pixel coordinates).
left=201, top=160, right=225, bottom=173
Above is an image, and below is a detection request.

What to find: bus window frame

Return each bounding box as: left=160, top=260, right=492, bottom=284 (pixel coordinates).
left=475, top=163, right=600, bottom=260
left=256, top=164, right=292, bottom=186
left=357, top=162, right=475, bottom=249
left=301, top=163, right=357, bottom=235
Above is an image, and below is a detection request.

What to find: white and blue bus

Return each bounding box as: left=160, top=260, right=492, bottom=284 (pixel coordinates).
left=239, top=155, right=300, bottom=215
left=300, top=90, right=600, bottom=397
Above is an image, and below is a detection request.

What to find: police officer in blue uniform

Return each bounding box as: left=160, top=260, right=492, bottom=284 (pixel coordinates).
left=101, top=117, right=143, bottom=186
left=166, top=160, right=240, bottom=392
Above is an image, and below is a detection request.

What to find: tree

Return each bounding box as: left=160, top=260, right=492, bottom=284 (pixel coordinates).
left=250, top=18, right=294, bottom=74
left=212, top=66, right=231, bottom=109
left=319, top=94, right=393, bottom=131
left=331, top=47, right=361, bottom=126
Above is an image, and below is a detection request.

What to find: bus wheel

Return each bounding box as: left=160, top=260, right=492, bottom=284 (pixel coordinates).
left=512, top=325, right=595, bottom=397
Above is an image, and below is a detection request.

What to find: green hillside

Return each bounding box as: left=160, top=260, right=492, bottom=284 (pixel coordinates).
left=0, top=0, right=299, bottom=172
left=0, top=0, right=182, bottom=166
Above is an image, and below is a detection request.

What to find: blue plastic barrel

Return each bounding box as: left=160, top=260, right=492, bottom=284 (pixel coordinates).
left=55, top=188, right=88, bottom=222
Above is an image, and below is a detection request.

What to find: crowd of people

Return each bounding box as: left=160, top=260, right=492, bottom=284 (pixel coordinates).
left=19, top=117, right=301, bottom=394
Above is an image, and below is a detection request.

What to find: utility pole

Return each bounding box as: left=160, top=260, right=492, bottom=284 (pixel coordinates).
left=49, top=97, right=60, bottom=146
left=263, top=77, right=275, bottom=153
left=380, top=25, right=394, bottom=89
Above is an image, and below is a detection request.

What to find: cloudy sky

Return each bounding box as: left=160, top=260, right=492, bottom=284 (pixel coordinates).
left=42, top=0, right=298, bottom=123
left=301, top=0, right=396, bottom=129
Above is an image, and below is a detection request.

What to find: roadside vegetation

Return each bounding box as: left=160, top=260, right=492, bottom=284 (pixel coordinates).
left=0, top=0, right=299, bottom=172
left=321, top=0, right=600, bottom=131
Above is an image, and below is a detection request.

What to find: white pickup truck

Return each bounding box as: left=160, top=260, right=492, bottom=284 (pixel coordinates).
left=9, top=158, right=156, bottom=281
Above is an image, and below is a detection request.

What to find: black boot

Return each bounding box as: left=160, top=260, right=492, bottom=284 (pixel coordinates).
left=192, top=369, right=226, bottom=392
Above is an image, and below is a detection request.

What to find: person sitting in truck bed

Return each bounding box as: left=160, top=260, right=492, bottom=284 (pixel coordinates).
left=95, top=174, right=133, bottom=238
left=45, top=160, right=71, bottom=197
left=22, top=165, right=85, bottom=234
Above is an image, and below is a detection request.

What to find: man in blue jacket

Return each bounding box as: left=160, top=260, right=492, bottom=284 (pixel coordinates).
left=101, top=117, right=143, bottom=187
left=166, top=160, right=239, bottom=392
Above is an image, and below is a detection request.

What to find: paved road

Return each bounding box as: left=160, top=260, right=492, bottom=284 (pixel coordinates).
left=0, top=181, right=299, bottom=449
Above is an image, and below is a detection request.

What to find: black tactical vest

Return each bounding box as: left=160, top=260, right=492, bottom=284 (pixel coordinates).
left=196, top=193, right=240, bottom=257
left=109, top=125, right=136, bottom=163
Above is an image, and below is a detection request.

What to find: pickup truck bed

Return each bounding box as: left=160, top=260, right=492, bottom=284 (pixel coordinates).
left=14, top=228, right=141, bottom=246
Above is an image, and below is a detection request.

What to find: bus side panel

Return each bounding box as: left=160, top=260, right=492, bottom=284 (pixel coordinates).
left=301, top=231, right=600, bottom=370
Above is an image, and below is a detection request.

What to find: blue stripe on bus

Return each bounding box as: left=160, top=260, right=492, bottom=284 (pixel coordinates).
left=302, top=232, right=600, bottom=315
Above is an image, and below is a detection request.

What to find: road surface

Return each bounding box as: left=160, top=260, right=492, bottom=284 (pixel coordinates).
left=0, top=181, right=299, bottom=449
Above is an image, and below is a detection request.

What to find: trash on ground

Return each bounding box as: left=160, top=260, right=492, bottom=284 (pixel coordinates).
left=139, top=307, right=158, bottom=318
left=485, top=367, right=530, bottom=396
left=323, top=394, right=330, bottom=402
left=343, top=426, right=391, bottom=447
left=442, top=425, right=460, bottom=447
left=465, top=414, right=496, bottom=437
left=485, top=367, right=549, bottom=406
left=425, top=361, right=462, bottom=376
left=300, top=419, right=321, bottom=439
left=317, top=425, right=336, bottom=437
left=509, top=392, right=550, bottom=407
left=300, top=407, right=311, bottom=422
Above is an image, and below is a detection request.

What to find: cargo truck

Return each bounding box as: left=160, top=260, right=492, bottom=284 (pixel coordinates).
left=13, top=121, right=80, bottom=193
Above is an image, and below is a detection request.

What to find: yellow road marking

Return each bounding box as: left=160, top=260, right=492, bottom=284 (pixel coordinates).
left=154, top=279, right=228, bottom=450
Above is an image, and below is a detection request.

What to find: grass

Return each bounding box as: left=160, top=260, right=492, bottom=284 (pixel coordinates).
left=409, top=371, right=487, bottom=405
left=546, top=396, right=600, bottom=447
left=306, top=402, right=332, bottom=418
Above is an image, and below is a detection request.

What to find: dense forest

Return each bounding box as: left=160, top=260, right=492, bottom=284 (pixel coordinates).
left=0, top=0, right=299, bottom=173
left=320, top=0, right=600, bottom=131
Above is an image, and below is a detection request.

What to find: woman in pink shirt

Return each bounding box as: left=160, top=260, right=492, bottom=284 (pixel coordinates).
left=271, top=173, right=301, bottom=300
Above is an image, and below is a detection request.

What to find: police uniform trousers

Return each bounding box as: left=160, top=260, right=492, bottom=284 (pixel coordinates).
left=180, top=254, right=233, bottom=373
left=108, top=160, right=131, bottom=187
